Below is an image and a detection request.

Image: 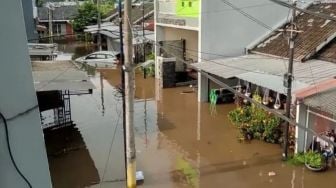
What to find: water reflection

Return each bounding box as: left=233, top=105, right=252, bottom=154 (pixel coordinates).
left=44, top=126, right=100, bottom=188
left=47, top=41, right=336, bottom=188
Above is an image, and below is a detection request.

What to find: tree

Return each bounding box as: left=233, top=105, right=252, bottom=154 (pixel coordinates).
left=72, top=2, right=99, bottom=32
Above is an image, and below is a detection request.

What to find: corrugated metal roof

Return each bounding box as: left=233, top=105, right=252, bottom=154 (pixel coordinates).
left=304, top=88, right=336, bottom=115
left=236, top=72, right=308, bottom=94
left=32, top=61, right=95, bottom=92
left=191, top=54, right=336, bottom=94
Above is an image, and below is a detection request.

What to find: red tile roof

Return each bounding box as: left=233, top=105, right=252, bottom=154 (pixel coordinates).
left=295, top=78, right=336, bottom=100
left=251, top=3, right=336, bottom=62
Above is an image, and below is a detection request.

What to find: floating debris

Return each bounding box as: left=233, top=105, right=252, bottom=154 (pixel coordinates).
left=268, top=171, right=276, bottom=176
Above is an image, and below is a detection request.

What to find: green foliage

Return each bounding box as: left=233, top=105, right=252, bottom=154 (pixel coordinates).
left=71, top=1, right=115, bottom=32
left=36, top=0, right=44, bottom=7
left=175, top=156, right=198, bottom=187
left=146, top=52, right=155, bottom=60
left=144, top=64, right=155, bottom=77
left=288, top=151, right=325, bottom=168
left=72, top=2, right=99, bottom=32
left=228, top=94, right=281, bottom=143
left=305, top=151, right=325, bottom=168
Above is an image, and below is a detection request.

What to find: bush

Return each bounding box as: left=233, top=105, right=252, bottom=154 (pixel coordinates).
left=228, top=94, right=281, bottom=143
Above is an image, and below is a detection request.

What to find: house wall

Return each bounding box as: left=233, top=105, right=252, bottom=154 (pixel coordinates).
left=157, top=0, right=199, bottom=29
left=66, top=22, right=74, bottom=35
left=200, top=0, right=292, bottom=60
left=160, top=26, right=198, bottom=62
left=21, top=0, right=38, bottom=41
left=0, top=0, right=52, bottom=187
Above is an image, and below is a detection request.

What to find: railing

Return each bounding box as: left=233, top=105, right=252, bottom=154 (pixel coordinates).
left=157, top=0, right=199, bottom=29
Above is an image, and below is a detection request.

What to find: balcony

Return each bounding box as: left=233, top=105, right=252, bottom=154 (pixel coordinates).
left=157, top=0, right=199, bottom=29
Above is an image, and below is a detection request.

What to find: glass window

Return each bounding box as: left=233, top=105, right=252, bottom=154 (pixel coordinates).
left=106, top=54, right=115, bottom=59
left=95, top=54, right=106, bottom=59
left=85, top=55, right=96, bottom=59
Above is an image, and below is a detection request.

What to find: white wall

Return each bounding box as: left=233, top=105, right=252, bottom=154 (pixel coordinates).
left=159, top=26, right=198, bottom=61
left=200, top=0, right=291, bottom=60
left=0, top=0, right=52, bottom=187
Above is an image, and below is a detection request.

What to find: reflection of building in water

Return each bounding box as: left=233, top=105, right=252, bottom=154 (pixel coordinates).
left=32, top=61, right=94, bottom=130
left=44, top=126, right=100, bottom=187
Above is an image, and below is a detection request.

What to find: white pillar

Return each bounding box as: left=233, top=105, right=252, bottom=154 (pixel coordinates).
left=197, top=72, right=209, bottom=102
left=0, top=0, right=52, bottom=187
left=295, top=102, right=308, bottom=153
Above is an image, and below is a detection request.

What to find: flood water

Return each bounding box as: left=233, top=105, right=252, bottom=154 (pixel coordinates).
left=46, top=42, right=336, bottom=188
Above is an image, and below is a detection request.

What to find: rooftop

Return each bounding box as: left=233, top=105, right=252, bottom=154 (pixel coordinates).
left=251, top=3, right=336, bottom=62
left=32, top=61, right=95, bottom=92
left=38, top=5, right=78, bottom=21
left=192, top=54, right=336, bottom=94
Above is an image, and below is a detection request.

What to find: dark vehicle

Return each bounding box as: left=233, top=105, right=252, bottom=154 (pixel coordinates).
left=214, top=88, right=235, bottom=104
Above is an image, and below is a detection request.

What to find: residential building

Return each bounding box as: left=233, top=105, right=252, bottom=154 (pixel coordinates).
left=0, top=0, right=52, bottom=187
left=85, top=1, right=155, bottom=60
left=37, top=4, right=78, bottom=37
left=192, top=2, right=336, bottom=153
left=155, top=0, right=291, bottom=93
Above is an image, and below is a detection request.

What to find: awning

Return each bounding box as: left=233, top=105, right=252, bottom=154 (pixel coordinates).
left=304, top=88, right=336, bottom=116
left=192, top=54, right=336, bottom=95
left=236, top=72, right=308, bottom=94
left=32, top=61, right=95, bottom=92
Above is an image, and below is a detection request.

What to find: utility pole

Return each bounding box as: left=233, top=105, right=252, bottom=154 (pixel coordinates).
left=97, top=0, right=102, bottom=51
left=118, top=0, right=128, bottom=185
left=283, top=0, right=297, bottom=160
left=142, top=0, right=146, bottom=78
left=124, top=0, right=136, bottom=187
left=48, top=5, right=53, bottom=43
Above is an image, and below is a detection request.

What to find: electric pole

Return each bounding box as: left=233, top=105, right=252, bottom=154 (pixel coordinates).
left=97, top=0, right=102, bottom=51
left=48, top=4, right=53, bottom=43
left=283, top=0, right=297, bottom=160
left=142, top=0, right=146, bottom=78
left=118, top=0, right=128, bottom=185
left=124, top=0, right=136, bottom=187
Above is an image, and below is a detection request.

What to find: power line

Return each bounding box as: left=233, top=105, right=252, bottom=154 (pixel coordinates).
left=154, top=41, right=334, bottom=80
left=0, top=112, right=33, bottom=188
left=269, top=0, right=336, bottom=22
left=156, top=43, right=336, bottom=148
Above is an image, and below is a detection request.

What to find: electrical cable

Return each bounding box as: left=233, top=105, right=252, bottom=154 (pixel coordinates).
left=156, top=42, right=336, bottom=148
left=152, top=40, right=334, bottom=80
left=0, top=112, right=33, bottom=188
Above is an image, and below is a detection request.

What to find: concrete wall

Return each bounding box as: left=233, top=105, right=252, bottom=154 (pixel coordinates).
left=21, top=0, right=38, bottom=41
left=0, top=0, right=52, bottom=187
left=199, top=0, right=291, bottom=60
left=160, top=26, right=198, bottom=62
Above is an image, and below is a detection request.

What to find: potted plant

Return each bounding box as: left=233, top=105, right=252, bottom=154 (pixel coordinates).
left=290, top=151, right=327, bottom=172
left=304, top=151, right=327, bottom=172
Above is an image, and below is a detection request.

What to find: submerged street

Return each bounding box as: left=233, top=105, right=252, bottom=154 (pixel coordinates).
left=46, top=67, right=336, bottom=188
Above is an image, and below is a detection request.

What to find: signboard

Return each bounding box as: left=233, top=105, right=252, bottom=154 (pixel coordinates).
left=176, top=0, right=200, bottom=18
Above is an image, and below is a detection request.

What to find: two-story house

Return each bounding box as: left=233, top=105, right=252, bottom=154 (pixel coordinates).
left=155, top=0, right=290, bottom=98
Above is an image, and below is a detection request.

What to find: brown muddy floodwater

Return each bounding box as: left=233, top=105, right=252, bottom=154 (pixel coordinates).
left=45, top=42, right=335, bottom=188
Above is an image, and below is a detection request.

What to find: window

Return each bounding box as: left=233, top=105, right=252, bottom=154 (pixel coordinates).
left=106, top=55, right=115, bottom=59
left=95, top=54, right=106, bottom=59
left=85, top=55, right=96, bottom=59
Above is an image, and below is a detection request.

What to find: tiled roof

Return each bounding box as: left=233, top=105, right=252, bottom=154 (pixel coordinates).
left=38, top=6, right=78, bottom=21
left=104, top=3, right=154, bottom=24
left=251, top=3, right=336, bottom=62
left=317, top=39, right=336, bottom=63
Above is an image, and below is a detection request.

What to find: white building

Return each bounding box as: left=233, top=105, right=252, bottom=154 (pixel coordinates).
left=154, top=0, right=309, bottom=101
left=0, top=0, right=52, bottom=187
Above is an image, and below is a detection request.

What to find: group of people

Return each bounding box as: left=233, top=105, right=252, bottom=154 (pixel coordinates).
left=312, top=130, right=336, bottom=159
